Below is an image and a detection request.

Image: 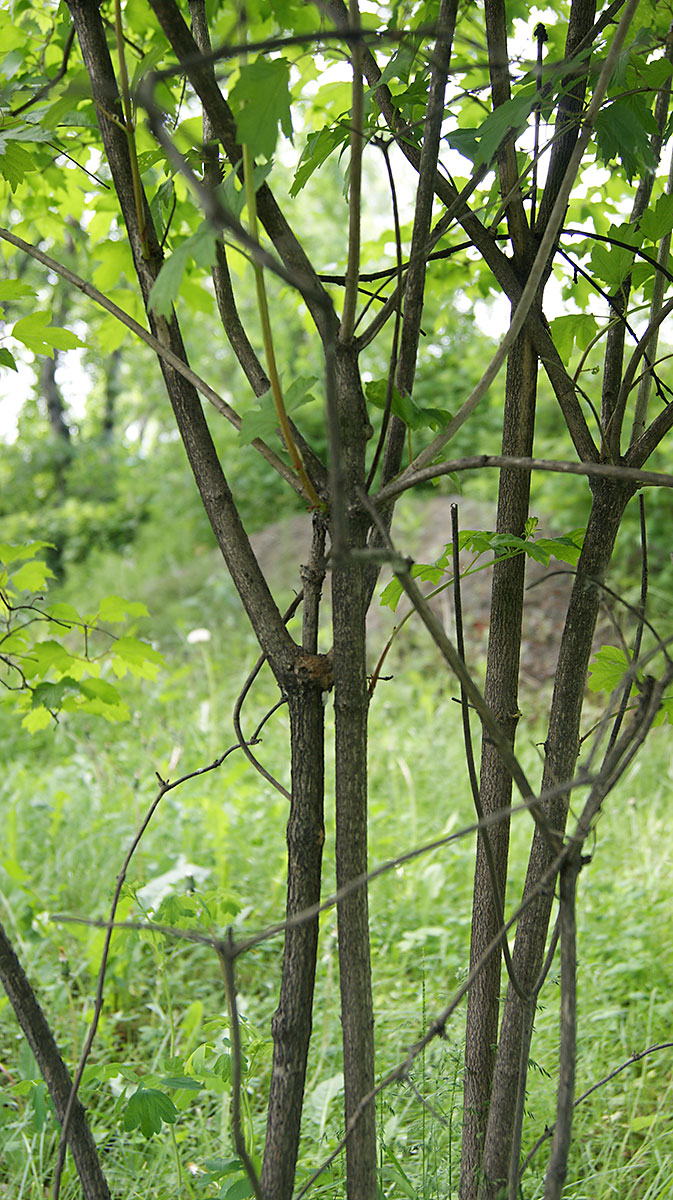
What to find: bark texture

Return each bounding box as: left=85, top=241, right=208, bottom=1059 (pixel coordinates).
left=332, top=347, right=377, bottom=1200
left=260, top=685, right=326, bottom=1200
left=460, top=333, right=537, bottom=1198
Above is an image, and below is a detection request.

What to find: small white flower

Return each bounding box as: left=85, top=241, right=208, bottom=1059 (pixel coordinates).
left=186, top=627, right=211, bottom=644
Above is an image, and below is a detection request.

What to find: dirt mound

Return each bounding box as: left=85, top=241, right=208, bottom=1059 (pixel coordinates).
left=249, top=495, right=604, bottom=687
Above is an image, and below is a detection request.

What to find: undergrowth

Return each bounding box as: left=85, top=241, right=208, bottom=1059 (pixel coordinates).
left=1, top=508, right=672, bottom=1199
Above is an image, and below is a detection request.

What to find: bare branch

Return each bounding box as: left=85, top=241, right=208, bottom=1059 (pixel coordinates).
left=520, top=1041, right=673, bottom=1180
left=0, top=922, right=111, bottom=1200
left=543, top=851, right=580, bottom=1200
left=360, top=491, right=559, bottom=852
left=339, top=0, right=364, bottom=341
left=145, top=0, right=338, bottom=345
left=11, top=25, right=77, bottom=116
left=374, top=453, right=673, bottom=507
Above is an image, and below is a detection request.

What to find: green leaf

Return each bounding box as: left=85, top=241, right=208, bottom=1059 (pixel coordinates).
left=223, top=1177, right=255, bottom=1200
left=380, top=1142, right=419, bottom=1200
left=218, top=160, right=273, bottom=220
left=122, top=1087, right=177, bottom=1138
left=444, top=127, right=480, bottom=164
left=652, top=693, right=673, bottom=726
left=549, top=314, right=598, bottom=362
left=364, top=379, right=452, bottom=431
left=639, top=192, right=673, bottom=242
left=594, top=96, right=658, bottom=182
left=156, top=1075, right=203, bottom=1092
left=628, top=1112, right=658, bottom=1132
left=379, top=525, right=584, bottom=611
left=590, top=224, right=641, bottom=290
left=9, top=559, right=55, bottom=592
left=21, top=706, right=52, bottom=733
left=75, top=694, right=130, bottom=723
left=238, top=376, right=318, bottom=446
left=45, top=602, right=80, bottom=624
left=588, top=645, right=633, bottom=694
left=534, top=530, right=585, bottom=566
left=27, top=640, right=78, bottom=681
left=111, top=636, right=165, bottom=680
left=30, top=1081, right=49, bottom=1132
left=470, top=90, right=536, bottom=168
left=0, top=142, right=34, bottom=190
left=0, top=280, right=35, bottom=303
left=130, top=43, right=166, bottom=97
left=11, top=311, right=86, bottom=357
left=379, top=562, right=444, bottom=612
left=290, top=124, right=350, bottom=196
left=31, top=678, right=81, bottom=710
left=0, top=540, right=54, bottom=566
left=97, top=595, right=149, bottom=623
left=148, top=223, right=218, bottom=318
left=229, top=57, right=293, bottom=160
left=0, top=347, right=17, bottom=370
left=78, top=678, right=123, bottom=706
left=0, top=629, right=29, bottom=654
left=367, top=43, right=417, bottom=93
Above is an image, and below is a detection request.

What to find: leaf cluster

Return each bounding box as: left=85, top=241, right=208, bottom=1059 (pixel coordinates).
left=1, top=541, right=164, bottom=731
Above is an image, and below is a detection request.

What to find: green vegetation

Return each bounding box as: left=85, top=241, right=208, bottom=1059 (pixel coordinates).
left=2, top=1, right=673, bottom=1198
left=2, top=514, right=672, bottom=1198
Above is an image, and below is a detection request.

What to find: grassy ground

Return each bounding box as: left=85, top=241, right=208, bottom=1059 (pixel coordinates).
left=1, top=507, right=672, bottom=1199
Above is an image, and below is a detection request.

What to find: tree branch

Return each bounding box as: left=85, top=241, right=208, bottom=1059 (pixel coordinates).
left=145, top=0, right=338, bottom=346
left=374, top=453, right=673, bottom=507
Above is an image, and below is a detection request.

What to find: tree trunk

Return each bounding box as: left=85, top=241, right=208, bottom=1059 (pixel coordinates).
left=479, top=478, right=635, bottom=1198
left=260, top=684, right=326, bottom=1200
left=42, top=351, right=72, bottom=445
left=332, top=347, right=378, bottom=1200
left=0, top=923, right=111, bottom=1200
left=460, top=333, right=537, bottom=1197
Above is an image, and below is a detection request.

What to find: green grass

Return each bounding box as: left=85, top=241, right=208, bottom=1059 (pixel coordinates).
left=1, top=521, right=672, bottom=1199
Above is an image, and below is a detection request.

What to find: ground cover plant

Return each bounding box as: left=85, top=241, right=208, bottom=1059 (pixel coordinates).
left=2, top=1, right=673, bottom=1198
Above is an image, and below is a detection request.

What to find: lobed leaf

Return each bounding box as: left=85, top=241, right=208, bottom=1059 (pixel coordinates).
left=111, top=636, right=165, bottom=680
left=588, top=645, right=633, bottom=694
left=122, top=1087, right=177, bottom=1138
left=11, top=311, right=86, bottom=357
left=229, top=57, right=293, bottom=160
left=365, top=379, right=452, bottom=431
left=238, top=375, right=318, bottom=446
left=97, top=594, right=149, bottom=623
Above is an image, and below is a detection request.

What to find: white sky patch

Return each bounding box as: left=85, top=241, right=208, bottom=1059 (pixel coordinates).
left=1, top=359, right=34, bottom=442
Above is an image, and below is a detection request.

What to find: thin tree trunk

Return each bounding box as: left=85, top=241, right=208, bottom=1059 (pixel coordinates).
left=333, top=551, right=376, bottom=1200
left=479, top=478, right=634, bottom=1198
left=332, top=348, right=377, bottom=1200
left=42, top=351, right=72, bottom=445
left=460, top=333, right=537, bottom=1198
left=102, top=348, right=121, bottom=441
left=0, top=923, right=111, bottom=1200
left=260, top=684, right=326, bottom=1200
